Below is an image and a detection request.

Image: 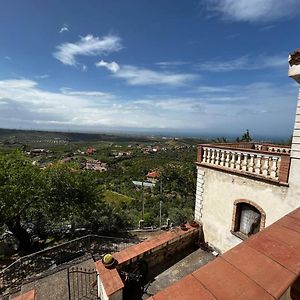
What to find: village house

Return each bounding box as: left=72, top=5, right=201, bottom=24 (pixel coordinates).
left=85, top=147, right=96, bottom=155
left=84, top=160, right=108, bottom=172
left=146, top=170, right=160, bottom=183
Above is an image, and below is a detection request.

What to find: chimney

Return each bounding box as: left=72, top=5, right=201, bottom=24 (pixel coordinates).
left=289, top=49, right=300, bottom=84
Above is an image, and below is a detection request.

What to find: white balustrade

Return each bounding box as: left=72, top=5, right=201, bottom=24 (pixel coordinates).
left=200, top=146, right=282, bottom=181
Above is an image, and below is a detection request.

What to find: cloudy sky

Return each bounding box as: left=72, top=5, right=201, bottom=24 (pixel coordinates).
left=0, top=0, right=299, bottom=138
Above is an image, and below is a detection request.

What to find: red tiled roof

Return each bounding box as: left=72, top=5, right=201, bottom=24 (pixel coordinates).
left=152, top=207, right=300, bottom=300
left=147, top=171, right=160, bottom=178
left=11, top=289, right=36, bottom=300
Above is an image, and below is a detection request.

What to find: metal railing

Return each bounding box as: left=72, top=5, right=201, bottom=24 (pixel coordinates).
left=0, top=234, right=137, bottom=296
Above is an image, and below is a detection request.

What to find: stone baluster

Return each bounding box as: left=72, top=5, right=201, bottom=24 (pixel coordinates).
left=270, top=157, right=279, bottom=178
left=203, top=148, right=207, bottom=163
left=248, top=154, right=255, bottom=172
left=211, top=149, right=216, bottom=164
left=236, top=152, right=242, bottom=170
left=225, top=151, right=230, bottom=167
left=255, top=155, right=262, bottom=174
left=230, top=152, right=236, bottom=169
left=262, top=156, right=270, bottom=176
left=207, top=148, right=212, bottom=163
left=241, top=154, right=248, bottom=171
left=215, top=149, right=220, bottom=165
left=220, top=150, right=225, bottom=166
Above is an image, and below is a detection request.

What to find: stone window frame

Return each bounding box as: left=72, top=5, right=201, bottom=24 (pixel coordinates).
left=231, top=199, right=266, bottom=241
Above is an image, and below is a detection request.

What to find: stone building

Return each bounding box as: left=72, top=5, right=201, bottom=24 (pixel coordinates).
left=194, top=49, right=300, bottom=253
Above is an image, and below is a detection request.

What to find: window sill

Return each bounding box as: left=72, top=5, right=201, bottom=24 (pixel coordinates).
left=230, top=230, right=249, bottom=241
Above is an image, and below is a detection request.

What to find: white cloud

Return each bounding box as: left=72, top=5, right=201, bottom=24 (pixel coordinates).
left=204, top=0, right=300, bottom=22
left=60, top=87, right=114, bottom=99
left=0, top=78, right=296, bottom=137
left=102, top=64, right=197, bottom=86
left=35, top=74, right=49, bottom=79
left=53, top=34, right=122, bottom=66
left=4, top=56, right=11, bottom=60
left=59, top=25, right=69, bottom=34
left=197, top=54, right=286, bottom=72
left=96, top=60, right=120, bottom=73
left=155, top=61, right=189, bottom=68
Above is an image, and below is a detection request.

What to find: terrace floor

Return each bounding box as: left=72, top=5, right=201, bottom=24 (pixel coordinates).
left=142, top=248, right=215, bottom=299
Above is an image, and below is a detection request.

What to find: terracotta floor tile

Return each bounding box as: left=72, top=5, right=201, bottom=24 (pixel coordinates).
left=246, top=233, right=300, bottom=275
left=276, top=215, right=300, bottom=234
left=222, top=243, right=296, bottom=298
left=192, top=258, right=274, bottom=300
left=264, top=224, right=300, bottom=250
left=154, top=274, right=216, bottom=300
left=288, top=208, right=300, bottom=221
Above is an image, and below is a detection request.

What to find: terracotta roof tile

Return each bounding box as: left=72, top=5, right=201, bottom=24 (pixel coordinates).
left=192, top=258, right=274, bottom=300
left=153, top=274, right=216, bottom=300
left=222, top=243, right=296, bottom=298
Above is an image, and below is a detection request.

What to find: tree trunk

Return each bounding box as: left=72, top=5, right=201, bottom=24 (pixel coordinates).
left=6, top=216, right=32, bottom=253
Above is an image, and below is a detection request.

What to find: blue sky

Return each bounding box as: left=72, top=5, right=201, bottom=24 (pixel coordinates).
left=0, top=0, right=299, bottom=138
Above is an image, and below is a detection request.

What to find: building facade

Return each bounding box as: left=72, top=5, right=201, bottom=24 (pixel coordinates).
left=195, top=51, right=300, bottom=253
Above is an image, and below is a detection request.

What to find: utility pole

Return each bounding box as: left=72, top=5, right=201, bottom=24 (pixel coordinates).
left=142, top=181, right=144, bottom=221
left=159, top=200, right=162, bottom=229
left=159, top=177, right=163, bottom=228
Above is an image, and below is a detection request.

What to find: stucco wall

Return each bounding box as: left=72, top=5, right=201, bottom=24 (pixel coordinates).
left=195, top=164, right=300, bottom=253
left=291, top=90, right=300, bottom=159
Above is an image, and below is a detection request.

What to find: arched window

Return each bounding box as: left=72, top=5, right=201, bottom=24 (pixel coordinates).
left=231, top=200, right=266, bottom=240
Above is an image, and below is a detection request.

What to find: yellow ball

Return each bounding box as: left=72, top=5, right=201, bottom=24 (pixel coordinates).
left=103, top=254, right=113, bottom=265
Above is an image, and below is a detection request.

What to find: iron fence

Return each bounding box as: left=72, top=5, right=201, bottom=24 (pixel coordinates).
left=67, top=267, right=98, bottom=300
left=0, top=234, right=136, bottom=297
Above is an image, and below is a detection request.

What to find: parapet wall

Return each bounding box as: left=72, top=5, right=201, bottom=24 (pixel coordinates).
left=96, top=225, right=200, bottom=300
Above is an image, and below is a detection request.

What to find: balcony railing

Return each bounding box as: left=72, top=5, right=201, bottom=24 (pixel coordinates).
left=197, top=143, right=291, bottom=184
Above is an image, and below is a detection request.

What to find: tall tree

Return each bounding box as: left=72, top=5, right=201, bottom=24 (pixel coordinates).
left=0, top=151, right=43, bottom=252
